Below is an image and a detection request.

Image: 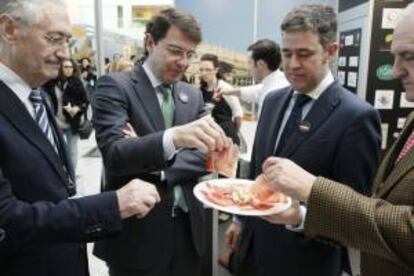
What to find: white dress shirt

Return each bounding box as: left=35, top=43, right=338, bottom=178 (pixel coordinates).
left=142, top=62, right=176, bottom=160
left=0, top=62, right=35, bottom=118
left=217, top=79, right=243, bottom=119
left=240, top=69, right=290, bottom=114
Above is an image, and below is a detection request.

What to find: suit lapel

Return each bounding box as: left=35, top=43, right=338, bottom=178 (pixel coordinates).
left=131, top=66, right=165, bottom=131
left=172, top=82, right=188, bottom=126
left=264, top=90, right=292, bottom=157
left=281, top=81, right=341, bottom=157
left=0, top=81, right=69, bottom=186
left=374, top=114, right=414, bottom=197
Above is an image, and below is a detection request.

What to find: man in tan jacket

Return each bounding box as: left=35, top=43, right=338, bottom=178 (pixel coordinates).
left=261, top=4, right=414, bottom=275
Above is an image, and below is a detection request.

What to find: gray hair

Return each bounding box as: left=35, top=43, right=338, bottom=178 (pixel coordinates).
left=0, top=0, right=66, bottom=54
left=281, top=4, right=337, bottom=48
left=0, top=0, right=66, bottom=28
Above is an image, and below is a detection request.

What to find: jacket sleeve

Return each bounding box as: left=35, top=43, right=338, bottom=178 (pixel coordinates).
left=331, top=106, right=382, bottom=194
left=0, top=176, right=122, bottom=251
left=92, top=74, right=167, bottom=175
left=305, top=177, right=414, bottom=268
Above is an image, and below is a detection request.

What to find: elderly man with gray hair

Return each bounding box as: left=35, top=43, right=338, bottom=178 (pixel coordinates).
left=0, top=1, right=163, bottom=275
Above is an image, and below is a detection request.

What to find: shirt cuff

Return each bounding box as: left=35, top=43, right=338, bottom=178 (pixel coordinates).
left=285, top=205, right=307, bottom=232
left=163, top=129, right=177, bottom=161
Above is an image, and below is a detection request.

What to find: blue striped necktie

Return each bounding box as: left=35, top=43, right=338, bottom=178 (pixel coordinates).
left=29, top=89, right=57, bottom=151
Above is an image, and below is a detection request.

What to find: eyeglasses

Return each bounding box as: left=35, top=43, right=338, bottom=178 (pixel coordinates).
left=163, top=42, right=196, bottom=61
left=43, top=33, right=72, bottom=48
left=199, top=68, right=215, bottom=73
left=63, top=65, right=73, bottom=69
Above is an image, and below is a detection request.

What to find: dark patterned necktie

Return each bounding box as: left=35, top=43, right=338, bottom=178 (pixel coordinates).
left=275, top=94, right=312, bottom=155
left=395, top=130, right=414, bottom=164
left=29, top=89, right=57, bottom=151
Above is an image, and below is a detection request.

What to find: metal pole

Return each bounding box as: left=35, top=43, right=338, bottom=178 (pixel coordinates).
left=252, top=0, right=258, bottom=119
left=94, top=0, right=104, bottom=77
left=253, top=0, right=258, bottom=42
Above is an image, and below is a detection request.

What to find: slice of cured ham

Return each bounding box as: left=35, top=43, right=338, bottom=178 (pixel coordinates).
left=201, top=176, right=287, bottom=211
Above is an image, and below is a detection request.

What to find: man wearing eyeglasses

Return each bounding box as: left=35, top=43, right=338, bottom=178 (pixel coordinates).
left=0, top=1, right=168, bottom=276
left=92, top=8, right=229, bottom=276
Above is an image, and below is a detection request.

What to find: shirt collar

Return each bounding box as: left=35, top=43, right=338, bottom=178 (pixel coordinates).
left=142, top=61, right=162, bottom=89
left=0, top=62, right=33, bottom=103
left=262, top=69, right=282, bottom=87
left=293, top=70, right=334, bottom=100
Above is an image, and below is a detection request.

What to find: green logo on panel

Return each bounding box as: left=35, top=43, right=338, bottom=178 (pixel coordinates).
left=376, top=65, right=394, bottom=81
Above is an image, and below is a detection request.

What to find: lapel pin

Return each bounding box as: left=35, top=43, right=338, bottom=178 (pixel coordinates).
left=179, top=93, right=188, bottom=103
left=298, top=121, right=311, bottom=133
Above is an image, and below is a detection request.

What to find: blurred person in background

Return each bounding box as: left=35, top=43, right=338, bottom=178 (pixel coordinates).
left=200, top=53, right=243, bottom=145
left=110, top=55, right=134, bottom=73
left=217, top=39, right=290, bottom=116
left=104, top=57, right=112, bottom=74
left=218, top=60, right=234, bottom=84
left=44, top=58, right=89, bottom=172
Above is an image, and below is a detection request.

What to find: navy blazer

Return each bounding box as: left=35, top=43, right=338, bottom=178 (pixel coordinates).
left=240, top=81, right=382, bottom=276
left=92, top=65, right=208, bottom=270
left=0, top=81, right=122, bottom=276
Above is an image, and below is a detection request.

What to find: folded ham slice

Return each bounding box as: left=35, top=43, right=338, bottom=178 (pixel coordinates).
left=206, top=143, right=239, bottom=178
left=202, top=176, right=287, bottom=211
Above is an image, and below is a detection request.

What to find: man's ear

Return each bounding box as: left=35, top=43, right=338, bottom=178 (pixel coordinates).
left=145, top=33, right=155, bottom=54
left=325, top=42, right=338, bottom=63
left=0, top=15, right=21, bottom=44
left=256, top=59, right=267, bottom=70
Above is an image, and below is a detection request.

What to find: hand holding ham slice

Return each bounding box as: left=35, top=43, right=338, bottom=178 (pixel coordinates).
left=206, top=143, right=239, bottom=178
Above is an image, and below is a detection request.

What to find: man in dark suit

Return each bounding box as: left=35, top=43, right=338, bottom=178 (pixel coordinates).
left=92, top=8, right=229, bottom=276
left=225, top=5, right=382, bottom=276
left=0, top=1, right=169, bottom=275
left=262, top=3, right=414, bottom=275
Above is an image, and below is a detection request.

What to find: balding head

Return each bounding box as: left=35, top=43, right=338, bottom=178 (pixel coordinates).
left=391, top=3, right=414, bottom=101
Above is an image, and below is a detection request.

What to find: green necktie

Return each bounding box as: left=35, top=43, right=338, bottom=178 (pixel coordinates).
left=159, top=85, right=188, bottom=212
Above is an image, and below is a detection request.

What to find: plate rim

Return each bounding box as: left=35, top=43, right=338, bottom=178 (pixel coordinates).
left=193, top=178, right=292, bottom=216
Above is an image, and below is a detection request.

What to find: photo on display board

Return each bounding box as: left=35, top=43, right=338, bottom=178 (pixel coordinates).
left=400, top=92, right=414, bottom=108
left=397, top=117, right=407, bottom=129
left=374, top=89, right=394, bottom=109
left=337, top=71, right=346, bottom=85
left=347, top=72, right=358, bottom=88
left=349, top=56, right=359, bottom=67
left=381, top=8, right=402, bottom=29
left=338, top=56, right=347, bottom=67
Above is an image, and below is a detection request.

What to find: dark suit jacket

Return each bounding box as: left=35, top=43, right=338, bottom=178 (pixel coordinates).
left=92, top=65, right=208, bottom=270
left=306, top=111, right=414, bottom=276
left=240, top=81, right=382, bottom=276
left=0, top=81, right=122, bottom=276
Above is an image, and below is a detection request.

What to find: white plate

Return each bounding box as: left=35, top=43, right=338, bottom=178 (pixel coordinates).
left=193, top=178, right=292, bottom=216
